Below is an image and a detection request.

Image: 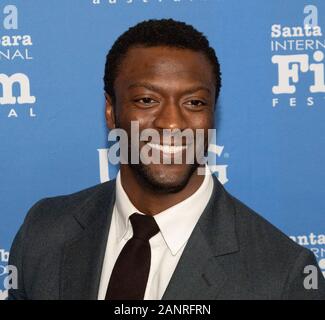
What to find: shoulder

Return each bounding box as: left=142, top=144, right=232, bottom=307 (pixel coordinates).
left=35, top=180, right=115, bottom=210
left=19, top=180, right=116, bottom=244
left=214, top=179, right=313, bottom=274
left=26, top=180, right=115, bottom=221
left=229, top=191, right=304, bottom=256
left=215, top=183, right=325, bottom=298
left=220, top=185, right=306, bottom=259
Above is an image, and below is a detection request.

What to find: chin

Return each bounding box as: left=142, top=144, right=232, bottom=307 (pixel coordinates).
left=130, top=163, right=198, bottom=193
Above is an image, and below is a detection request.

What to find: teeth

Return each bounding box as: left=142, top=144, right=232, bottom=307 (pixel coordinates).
left=147, top=143, right=187, bottom=154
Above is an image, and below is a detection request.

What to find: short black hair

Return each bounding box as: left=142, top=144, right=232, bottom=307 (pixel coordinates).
left=104, top=18, right=221, bottom=104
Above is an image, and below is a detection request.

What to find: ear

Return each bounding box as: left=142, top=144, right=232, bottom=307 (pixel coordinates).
left=105, top=93, right=116, bottom=129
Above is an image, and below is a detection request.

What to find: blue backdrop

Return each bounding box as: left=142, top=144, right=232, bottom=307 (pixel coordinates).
left=1, top=0, right=325, bottom=299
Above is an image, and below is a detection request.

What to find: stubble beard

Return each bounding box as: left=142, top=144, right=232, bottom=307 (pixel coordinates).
left=128, top=161, right=199, bottom=194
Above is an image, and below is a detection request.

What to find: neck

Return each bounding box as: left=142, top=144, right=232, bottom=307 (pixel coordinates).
left=119, top=164, right=205, bottom=216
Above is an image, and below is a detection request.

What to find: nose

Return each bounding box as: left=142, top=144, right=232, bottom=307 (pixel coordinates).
left=153, top=99, right=186, bottom=131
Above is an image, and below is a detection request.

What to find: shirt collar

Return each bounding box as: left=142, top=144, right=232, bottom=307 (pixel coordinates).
left=114, top=165, right=214, bottom=255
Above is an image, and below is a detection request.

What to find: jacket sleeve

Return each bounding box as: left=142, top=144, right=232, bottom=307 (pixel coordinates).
left=281, top=248, right=325, bottom=300
left=8, top=200, right=46, bottom=300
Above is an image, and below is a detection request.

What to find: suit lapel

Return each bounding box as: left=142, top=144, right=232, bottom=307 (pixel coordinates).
left=162, top=227, right=228, bottom=300
left=60, top=181, right=116, bottom=300
left=162, top=176, right=239, bottom=300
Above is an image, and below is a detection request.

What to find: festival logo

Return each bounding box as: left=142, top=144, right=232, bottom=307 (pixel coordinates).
left=271, top=5, right=325, bottom=108
left=0, top=4, right=36, bottom=119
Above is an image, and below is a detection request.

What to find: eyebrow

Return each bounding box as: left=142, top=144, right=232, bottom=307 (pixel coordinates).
left=127, top=82, right=211, bottom=95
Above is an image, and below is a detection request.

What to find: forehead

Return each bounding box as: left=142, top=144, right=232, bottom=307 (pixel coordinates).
left=115, top=46, right=215, bottom=89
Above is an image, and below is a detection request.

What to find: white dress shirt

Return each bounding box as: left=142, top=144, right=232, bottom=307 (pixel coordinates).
left=97, top=165, right=214, bottom=300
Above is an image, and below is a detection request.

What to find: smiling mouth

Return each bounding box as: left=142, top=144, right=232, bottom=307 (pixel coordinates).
left=147, top=142, right=189, bottom=154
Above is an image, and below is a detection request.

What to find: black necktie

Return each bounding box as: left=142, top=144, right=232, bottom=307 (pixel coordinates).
left=105, top=212, right=160, bottom=300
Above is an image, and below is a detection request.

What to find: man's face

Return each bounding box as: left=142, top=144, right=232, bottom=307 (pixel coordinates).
left=106, top=46, right=216, bottom=192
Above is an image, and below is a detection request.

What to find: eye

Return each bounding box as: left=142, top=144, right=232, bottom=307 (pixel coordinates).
left=134, top=97, right=158, bottom=106
left=185, top=99, right=207, bottom=108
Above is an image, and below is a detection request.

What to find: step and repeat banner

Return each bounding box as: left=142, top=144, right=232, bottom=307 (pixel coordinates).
left=1, top=0, right=325, bottom=299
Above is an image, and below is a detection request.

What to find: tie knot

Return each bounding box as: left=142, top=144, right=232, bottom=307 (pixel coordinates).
left=129, top=213, right=160, bottom=241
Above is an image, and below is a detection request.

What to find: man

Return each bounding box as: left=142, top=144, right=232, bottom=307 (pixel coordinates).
left=9, top=19, right=325, bottom=300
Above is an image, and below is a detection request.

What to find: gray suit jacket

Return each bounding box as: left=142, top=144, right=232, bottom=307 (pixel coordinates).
left=8, top=176, right=325, bottom=300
